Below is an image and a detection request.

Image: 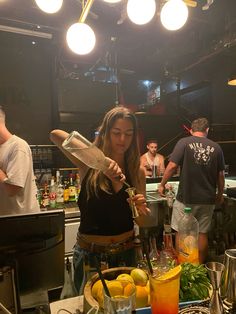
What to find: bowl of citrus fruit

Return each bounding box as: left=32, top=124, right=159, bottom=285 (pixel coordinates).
left=83, top=266, right=150, bottom=313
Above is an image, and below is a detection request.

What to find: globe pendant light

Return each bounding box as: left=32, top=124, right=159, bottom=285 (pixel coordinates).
left=160, top=0, right=188, bottom=31
left=127, top=0, right=156, bottom=25
left=66, top=23, right=96, bottom=55
left=35, top=0, right=63, bottom=14
left=228, top=74, right=236, bottom=86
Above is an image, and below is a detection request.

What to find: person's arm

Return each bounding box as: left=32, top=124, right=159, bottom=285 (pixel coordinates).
left=140, top=154, right=150, bottom=176
left=158, top=161, right=178, bottom=196
left=216, top=170, right=225, bottom=205
left=158, top=154, right=166, bottom=176
left=0, top=169, right=22, bottom=196
left=50, top=129, right=88, bottom=180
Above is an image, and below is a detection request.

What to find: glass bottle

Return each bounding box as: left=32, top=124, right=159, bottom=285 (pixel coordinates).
left=42, top=182, right=49, bottom=208
left=49, top=176, right=56, bottom=208
left=135, top=244, right=148, bottom=270
left=177, top=207, right=199, bottom=264
left=68, top=173, right=76, bottom=202
left=161, top=224, right=178, bottom=266
left=60, top=258, right=77, bottom=299
left=56, top=175, right=64, bottom=207
left=75, top=173, right=81, bottom=202
left=63, top=179, right=69, bottom=204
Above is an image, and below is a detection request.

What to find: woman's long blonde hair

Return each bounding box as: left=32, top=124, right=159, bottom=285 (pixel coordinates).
left=85, top=106, right=141, bottom=198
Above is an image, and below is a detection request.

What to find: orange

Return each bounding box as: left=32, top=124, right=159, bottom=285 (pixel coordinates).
left=135, top=285, right=149, bottom=308
left=124, top=282, right=136, bottom=297
left=157, top=265, right=182, bottom=281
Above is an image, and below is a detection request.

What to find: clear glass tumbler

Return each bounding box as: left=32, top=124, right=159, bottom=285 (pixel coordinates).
left=103, top=280, right=136, bottom=314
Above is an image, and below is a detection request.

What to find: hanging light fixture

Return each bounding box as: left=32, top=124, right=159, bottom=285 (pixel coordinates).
left=127, top=0, right=156, bottom=25
left=66, top=0, right=96, bottom=55
left=228, top=74, right=236, bottom=86
left=35, top=0, right=63, bottom=14
left=160, top=0, right=188, bottom=31
left=67, top=23, right=96, bottom=55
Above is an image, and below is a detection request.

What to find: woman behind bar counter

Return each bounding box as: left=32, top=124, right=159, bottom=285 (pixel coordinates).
left=50, top=106, right=150, bottom=294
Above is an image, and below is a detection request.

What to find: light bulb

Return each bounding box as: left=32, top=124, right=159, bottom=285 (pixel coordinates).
left=160, top=0, right=188, bottom=31
left=35, top=0, right=63, bottom=14
left=66, top=23, right=96, bottom=55
left=127, top=0, right=156, bottom=25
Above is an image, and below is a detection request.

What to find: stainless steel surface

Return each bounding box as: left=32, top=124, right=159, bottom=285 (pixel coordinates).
left=179, top=306, right=210, bottom=314
left=64, top=208, right=80, bottom=255
left=206, top=262, right=225, bottom=314
left=139, top=189, right=167, bottom=228
left=0, top=266, right=19, bottom=314
left=221, top=249, right=236, bottom=306
left=146, top=191, right=166, bottom=203
left=64, top=207, right=80, bottom=219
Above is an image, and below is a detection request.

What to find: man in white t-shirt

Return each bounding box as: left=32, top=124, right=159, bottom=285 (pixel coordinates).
left=140, top=139, right=165, bottom=177
left=0, top=106, right=40, bottom=215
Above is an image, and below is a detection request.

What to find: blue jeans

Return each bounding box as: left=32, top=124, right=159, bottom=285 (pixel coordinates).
left=73, top=243, right=136, bottom=295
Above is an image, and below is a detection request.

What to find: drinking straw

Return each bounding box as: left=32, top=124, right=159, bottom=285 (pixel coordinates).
left=93, top=255, right=111, bottom=298
left=143, top=241, right=154, bottom=275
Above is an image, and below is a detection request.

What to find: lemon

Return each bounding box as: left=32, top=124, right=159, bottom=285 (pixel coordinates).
left=135, top=285, right=149, bottom=308
left=130, top=268, right=148, bottom=286
left=116, top=273, right=134, bottom=287
left=92, top=279, right=110, bottom=309
left=92, top=279, right=108, bottom=299
left=157, top=265, right=182, bottom=281
left=107, top=280, right=124, bottom=297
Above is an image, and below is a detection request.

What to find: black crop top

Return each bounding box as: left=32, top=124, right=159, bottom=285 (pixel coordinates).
left=78, top=171, right=134, bottom=236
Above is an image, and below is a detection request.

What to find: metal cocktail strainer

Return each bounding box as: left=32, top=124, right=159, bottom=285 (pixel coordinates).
left=179, top=306, right=210, bottom=314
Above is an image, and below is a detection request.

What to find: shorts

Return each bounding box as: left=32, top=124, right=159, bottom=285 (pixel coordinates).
left=171, top=199, right=215, bottom=233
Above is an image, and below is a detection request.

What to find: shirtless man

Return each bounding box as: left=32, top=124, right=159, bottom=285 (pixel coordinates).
left=140, top=139, right=165, bottom=177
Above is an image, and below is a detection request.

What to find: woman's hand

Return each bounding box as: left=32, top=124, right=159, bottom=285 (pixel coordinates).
left=103, top=157, right=126, bottom=183
left=127, top=193, right=150, bottom=216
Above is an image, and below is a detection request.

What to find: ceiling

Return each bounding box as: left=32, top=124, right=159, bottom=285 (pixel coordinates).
left=1, top=0, right=236, bottom=83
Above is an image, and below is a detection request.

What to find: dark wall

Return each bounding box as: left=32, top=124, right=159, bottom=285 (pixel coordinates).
left=0, top=32, right=53, bottom=144
left=1, top=31, right=236, bottom=161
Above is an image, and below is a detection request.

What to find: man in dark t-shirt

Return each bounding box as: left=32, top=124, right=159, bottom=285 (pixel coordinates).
left=158, top=117, right=225, bottom=263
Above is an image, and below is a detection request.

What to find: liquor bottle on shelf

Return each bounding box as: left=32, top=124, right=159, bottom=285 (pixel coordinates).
left=75, top=173, right=81, bottom=201
left=68, top=173, right=76, bottom=202
left=42, top=182, right=49, bottom=208
left=56, top=170, right=60, bottom=186
left=63, top=180, right=69, bottom=204
left=49, top=176, right=56, bottom=208
left=36, top=184, right=43, bottom=208
left=56, top=175, right=64, bottom=207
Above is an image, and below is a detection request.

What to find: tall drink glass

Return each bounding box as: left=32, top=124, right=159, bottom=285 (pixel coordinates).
left=149, top=265, right=181, bottom=314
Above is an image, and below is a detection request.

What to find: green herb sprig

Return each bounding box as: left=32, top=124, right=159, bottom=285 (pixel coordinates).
left=179, top=263, right=211, bottom=302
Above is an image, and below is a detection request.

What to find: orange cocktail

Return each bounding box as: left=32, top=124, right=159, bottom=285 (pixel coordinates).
left=149, top=265, right=181, bottom=314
